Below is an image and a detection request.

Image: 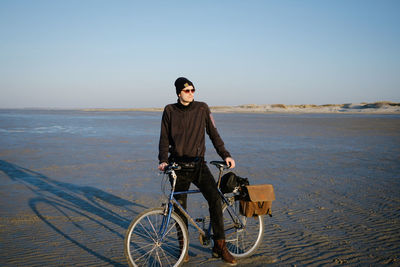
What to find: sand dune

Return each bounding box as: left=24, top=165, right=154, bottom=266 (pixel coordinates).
left=210, top=101, right=400, bottom=114
left=83, top=101, right=400, bottom=114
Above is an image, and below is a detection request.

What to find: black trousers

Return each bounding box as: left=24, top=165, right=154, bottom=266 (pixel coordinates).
left=172, top=161, right=225, bottom=240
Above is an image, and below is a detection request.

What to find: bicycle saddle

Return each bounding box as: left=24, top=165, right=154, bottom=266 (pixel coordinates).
left=210, top=161, right=230, bottom=169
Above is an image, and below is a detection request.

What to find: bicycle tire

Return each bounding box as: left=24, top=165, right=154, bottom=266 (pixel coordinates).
left=222, top=198, right=264, bottom=258
left=124, top=207, right=189, bottom=267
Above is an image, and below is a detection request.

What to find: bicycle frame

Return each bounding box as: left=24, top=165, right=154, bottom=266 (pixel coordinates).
left=159, top=165, right=245, bottom=241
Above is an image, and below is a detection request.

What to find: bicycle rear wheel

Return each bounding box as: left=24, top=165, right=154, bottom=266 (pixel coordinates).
left=222, top=198, right=264, bottom=258
left=124, top=207, right=189, bottom=267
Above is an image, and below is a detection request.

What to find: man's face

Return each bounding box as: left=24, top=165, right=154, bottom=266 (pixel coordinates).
left=178, top=85, right=195, bottom=105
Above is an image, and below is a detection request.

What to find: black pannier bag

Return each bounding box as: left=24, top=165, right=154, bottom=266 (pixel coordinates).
left=220, top=172, right=249, bottom=194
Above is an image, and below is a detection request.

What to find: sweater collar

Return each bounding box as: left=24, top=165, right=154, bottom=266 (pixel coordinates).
left=176, top=99, right=194, bottom=110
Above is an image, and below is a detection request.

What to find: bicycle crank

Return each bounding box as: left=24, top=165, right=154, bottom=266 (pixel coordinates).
left=198, top=233, right=212, bottom=247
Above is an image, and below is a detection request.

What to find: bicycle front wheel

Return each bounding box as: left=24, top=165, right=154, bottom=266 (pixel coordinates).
left=222, top=198, right=264, bottom=258
left=124, top=207, right=189, bottom=267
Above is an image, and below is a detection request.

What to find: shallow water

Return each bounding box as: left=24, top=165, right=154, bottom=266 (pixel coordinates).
left=1, top=110, right=399, bottom=266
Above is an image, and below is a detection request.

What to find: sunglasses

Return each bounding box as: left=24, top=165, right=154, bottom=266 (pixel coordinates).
left=182, top=89, right=196, bottom=94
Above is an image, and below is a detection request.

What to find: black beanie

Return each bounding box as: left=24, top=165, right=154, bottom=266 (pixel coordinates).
left=174, top=77, right=194, bottom=96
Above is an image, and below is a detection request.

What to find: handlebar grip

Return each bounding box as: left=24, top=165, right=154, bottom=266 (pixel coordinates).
left=164, top=163, right=181, bottom=173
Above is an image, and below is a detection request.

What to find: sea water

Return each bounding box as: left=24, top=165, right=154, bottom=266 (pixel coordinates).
left=1, top=109, right=399, bottom=188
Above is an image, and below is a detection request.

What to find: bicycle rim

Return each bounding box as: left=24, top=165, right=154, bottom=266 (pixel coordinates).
left=124, top=208, right=189, bottom=267
left=222, top=200, right=264, bottom=258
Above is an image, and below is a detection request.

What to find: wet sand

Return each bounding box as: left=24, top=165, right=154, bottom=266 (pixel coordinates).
left=0, top=110, right=399, bottom=266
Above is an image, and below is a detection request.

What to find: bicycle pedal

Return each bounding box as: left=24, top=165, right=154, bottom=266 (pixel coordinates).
left=199, top=233, right=211, bottom=247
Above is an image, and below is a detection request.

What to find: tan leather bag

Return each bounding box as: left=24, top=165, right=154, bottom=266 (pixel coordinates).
left=239, top=184, right=275, bottom=217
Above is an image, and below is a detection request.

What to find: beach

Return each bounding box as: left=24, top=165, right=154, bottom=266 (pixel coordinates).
left=1, top=109, right=399, bottom=266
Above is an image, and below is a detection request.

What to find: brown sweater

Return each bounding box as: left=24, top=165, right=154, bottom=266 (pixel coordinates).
left=158, top=101, right=231, bottom=163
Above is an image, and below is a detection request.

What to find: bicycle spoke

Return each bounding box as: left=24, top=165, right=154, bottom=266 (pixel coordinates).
left=130, top=241, right=154, bottom=251
left=162, top=220, right=178, bottom=238
left=133, top=226, right=155, bottom=242
left=137, top=219, right=158, bottom=243
left=135, top=245, right=157, bottom=264
left=146, top=215, right=160, bottom=240
left=155, top=249, right=162, bottom=267
left=159, top=244, right=176, bottom=267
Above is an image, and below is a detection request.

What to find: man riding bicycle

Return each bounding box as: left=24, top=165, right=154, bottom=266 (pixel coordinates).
left=158, top=77, right=237, bottom=265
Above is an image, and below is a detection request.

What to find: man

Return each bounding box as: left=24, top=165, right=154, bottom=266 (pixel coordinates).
left=158, top=77, right=237, bottom=265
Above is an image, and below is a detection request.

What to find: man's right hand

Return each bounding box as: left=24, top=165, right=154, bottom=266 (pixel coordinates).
left=225, top=157, right=236, bottom=169
left=158, top=162, right=168, bottom=171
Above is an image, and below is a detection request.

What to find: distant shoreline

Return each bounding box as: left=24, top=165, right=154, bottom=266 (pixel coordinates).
left=82, top=101, right=400, bottom=114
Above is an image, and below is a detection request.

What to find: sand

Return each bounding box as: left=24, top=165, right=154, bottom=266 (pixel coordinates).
left=0, top=110, right=399, bottom=266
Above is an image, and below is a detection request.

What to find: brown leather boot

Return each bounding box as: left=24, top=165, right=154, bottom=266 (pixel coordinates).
left=212, top=239, right=237, bottom=265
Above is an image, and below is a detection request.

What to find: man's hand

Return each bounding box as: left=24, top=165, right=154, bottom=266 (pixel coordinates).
left=158, top=162, right=168, bottom=171
left=225, top=157, right=235, bottom=169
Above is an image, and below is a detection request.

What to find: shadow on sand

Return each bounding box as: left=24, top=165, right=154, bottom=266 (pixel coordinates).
left=0, top=160, right=146, bottom=266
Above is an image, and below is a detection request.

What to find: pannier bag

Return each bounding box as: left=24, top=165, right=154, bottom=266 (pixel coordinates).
left=220, top=172, right=249, bottom=194
left=240, top=184, right=275, bottom=217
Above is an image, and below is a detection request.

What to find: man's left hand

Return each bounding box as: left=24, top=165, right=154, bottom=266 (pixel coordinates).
left=225, top=157, right=235, bottom=169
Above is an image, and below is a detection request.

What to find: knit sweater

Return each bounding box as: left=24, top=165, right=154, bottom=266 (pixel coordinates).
left=158, top=100, right=231, bottom=163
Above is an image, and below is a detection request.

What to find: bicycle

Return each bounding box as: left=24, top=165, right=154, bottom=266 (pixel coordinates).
left=124, top=161, right=265, bottom=267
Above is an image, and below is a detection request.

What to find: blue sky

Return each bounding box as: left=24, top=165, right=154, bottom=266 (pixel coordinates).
left=1, top=0, right=399, bottom=108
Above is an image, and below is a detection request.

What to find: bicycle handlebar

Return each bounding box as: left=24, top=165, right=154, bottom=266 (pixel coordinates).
left=163, top=160, right=230, bottom=205
left=164, top=161, right=230, bottom=174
